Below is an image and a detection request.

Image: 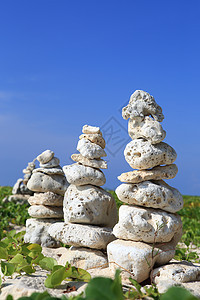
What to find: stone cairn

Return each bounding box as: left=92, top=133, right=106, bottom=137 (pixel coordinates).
left=48, top=125, right=118, bottom=268
left=24, top=150, right=69, bottom=248
left=107, top=90, right=183, bottom=283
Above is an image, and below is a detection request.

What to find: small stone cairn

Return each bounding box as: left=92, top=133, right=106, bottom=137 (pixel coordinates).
left=24, top=150, right=69, bottom=247
left=48, top=125, right=118, bottom=268
left=107, top=90, right=183, bottom=283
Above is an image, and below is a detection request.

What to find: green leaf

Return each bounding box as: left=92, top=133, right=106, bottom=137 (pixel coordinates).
left=1, top=261, right=16, bottom=276
left=0, top=246, right=8, bottom=259
left=129, top=277, right=142, bottom=295
left=20, top=265, right=36, bottom=274
left=161, top=286, right=198, bottom=300
left=27, top=244, right=42, bottom=253
left=39, top=257, right=58, bottom=271
left=71, top=267, right=91, bottom=282
left=31, top=253, right=45, bottom=264
left=112, top=269, right=123, bottom=300
left=5, top=295, right=13, bottom=300
left=10, top=253, right=25, bottom=264
left=0, top=275, right=2, bottom=286
left=51, top=266, right=70, bottom=286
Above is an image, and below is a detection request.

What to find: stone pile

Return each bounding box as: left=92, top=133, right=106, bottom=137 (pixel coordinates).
left=107, top=90, right=183, bottom=283
left=24, top=150, right=69, bottom=247
left=48, top=125, right=118, bottom=268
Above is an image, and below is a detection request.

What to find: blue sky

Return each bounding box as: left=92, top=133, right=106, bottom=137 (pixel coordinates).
left=0, top=0, right=200, bottom=195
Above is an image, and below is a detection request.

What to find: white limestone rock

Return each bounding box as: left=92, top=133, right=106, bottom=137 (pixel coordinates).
left=33, top=167, right=64, bottom=175
left=79, top=133, right=106, bottom=149
left=27, top=172, right=68, bottom=195
left=48, top=222, right=116, bottom=250
left=116, top=180, right=183, bottom=213
left=40, top=157, right=60, bottom=168
left=128, top=116, right=166, bottom=144
left=12, top=178, right=23, bottom=194
left=77, top=139, right=106, bottom=159
left=37, top=150, right=54, bottom=164
left=82, top=125, right=102, bottom=135
left=118, top=164, right=178, bottom=183
left=28, top=192, right=63, bottom=206
left=113, top=205, right=182, bottom=243
left=122, top=90, right=164, bottom=122
left=28, top=205, right=64, bottom=218
left=24, top=218, right=60, bottom=247
left=71, top=154, right=107, bottom=169
left=63, top=163, right=106, bottom=186
left=63, top=184, right=118, bottom=228
left=107, top=239, right=175, bottom=282
left=151, top=261, right=200, bottom=296
left=124, top=139, right=177, bottom=169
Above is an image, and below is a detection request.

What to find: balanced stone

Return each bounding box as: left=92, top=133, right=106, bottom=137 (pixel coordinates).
left=24, top=218, right=60, bottom=247
left=48, top=222, right=116, bottom=250
left=37, top=150, right=54, bottom=164
left=28, top=205, right=64, bottom=218
left=122, top=90, right=164, bottom=122
left=128, top=116, right=166, bottom=144
left=33, top=167, right=64, bottom=175
left=79, top=133, right=106, bottom=149
left=82, top=125, right=102, bottom=135
left=28, top=192, right=63, bottom=206
left=118, top=164, right=178, bottom=183
left=124, top=139, right=177, bottom=169
left=40, top=157, right=60, bottom=168
left=64, top=184, right=118, bottom=228
left=77, top=139, right=106, bottom=159
left=113, top=205, right=182, bottom=243
left=107, top=239, right=175, bottom=282
left=71, top=154, right=107, bottom=169
left=27, top=172, right=68, bottom=195
left=116, top=180, right=183, bottom=213
left=63, top=163, right=106, bottom=186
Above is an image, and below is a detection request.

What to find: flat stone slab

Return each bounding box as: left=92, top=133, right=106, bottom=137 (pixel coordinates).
left=77, top=139, right=106, bottom=159
left=113, top=205, right=182, bottom=243
left=33, top=167, right=64, bottom=175
left=63, top=163, right=106, bottom=186
left=28, top=192, right=63, bottom=206
left=27, top=172, right=68, bottom=195
left=64, top=184, right=118, bottom=228
left=116, top=179, right=183, bottom=213
left=48, top=222, right=116, bottom=250
left=40, top=157, right=60, bottom=168
left=124, top=139, right=177, bottom=170
left=128, top=116, right=166, bottom=144
left=79, top=133, right=105, bottom=149
left=118, top=164, right=178, bottom=183
left=71, top=153, right=107, bottom=169
left=82, top=125, right=102, bottom=135
left=28, top=205, right=64, bottom=218
left=24, top=218, right=61, bottom=248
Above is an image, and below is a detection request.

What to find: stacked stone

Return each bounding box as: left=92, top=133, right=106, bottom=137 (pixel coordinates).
left=24, top=150, right=69, bottom=248
left=48, top=125, right=118, bottom=267
left=107, top=90, right=183, bottom=283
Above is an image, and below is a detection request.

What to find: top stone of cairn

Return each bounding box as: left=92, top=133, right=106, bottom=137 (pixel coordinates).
left=82, top=125, right=102, bottom=135
left=122, top=90, right=164, bottom=122
left=37, top=150, right=54, bottom=164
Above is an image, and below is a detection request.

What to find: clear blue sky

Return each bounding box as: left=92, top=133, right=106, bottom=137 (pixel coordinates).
left=0, top=1, right=200, bottom=195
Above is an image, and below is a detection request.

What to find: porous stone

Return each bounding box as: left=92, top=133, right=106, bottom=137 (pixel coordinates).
left=128, top=116, right=166, bottom=144
left=33, top=167, right=64, bottom=175
left=77, top=139, right=106, bottom=159
left=40, top=157, right=60, bottom=168
left=79, top=133, right=106, bottom=149
left=24, top=218, right=61, bottom=247
left=122, top=90, right=164, bottom=122
left=113, top=205, right=182, bottom=243
left=12, top=178, right=23, bottom=194
left=48, top=222, right=116, bottom=250
left=27, top=172, right=68, bottom=195
left=37, top=150, right=54, bottom=164
left=6, top=194, right=30, bottom=204
left=28, top=205, right=64, bottom=218
left=63, top=184, right=118, bottom=228
left=118, top=164, right=178, bottom=183
left=63, top=163, right=106, bottom=186
left=124, top=139, right=177, bottom=169
left=107, top=239, right=175, bottom=283
left=71, top=154, right=107, bottom=169
left=116, top=179, right=183, bottom=213
left=28, top=192, right=63, bottom=206
left=151, top=261, right=200, bottom=296
left=82, top=125, right=102, bottom=135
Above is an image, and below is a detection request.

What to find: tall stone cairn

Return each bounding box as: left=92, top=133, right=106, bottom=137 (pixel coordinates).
left=24, top=150, right=69, bottom=248
left=107, top=90, right=183, bottom=283
left=48, top=125, right=118, bottom=267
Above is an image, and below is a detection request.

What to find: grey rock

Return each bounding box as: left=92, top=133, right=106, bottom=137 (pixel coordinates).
left=77, top=139, right=106, bottom=159
left=28, top=205, right=64, bottom=218
left=71, top=154, right=107, bottom=169
left=37, top=149, right=54, bottom=164
left=40, top=157, right=60, bottom=168
left=28, top=192, right=63, bottom=206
